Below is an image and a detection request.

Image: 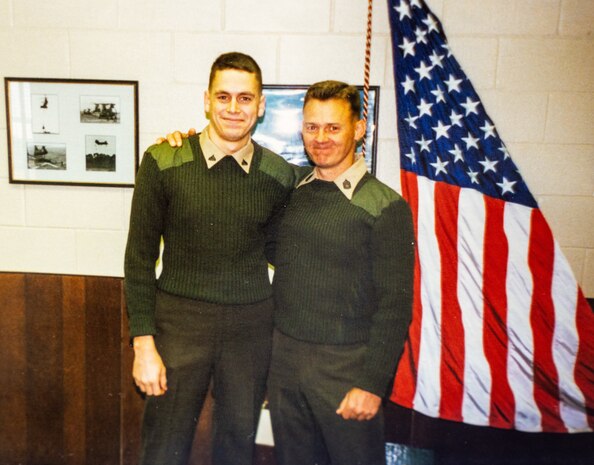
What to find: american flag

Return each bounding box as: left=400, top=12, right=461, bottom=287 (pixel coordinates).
left=387, top=0, right=594, bottom=433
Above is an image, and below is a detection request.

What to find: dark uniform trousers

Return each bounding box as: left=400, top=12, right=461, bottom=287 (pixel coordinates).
left=139, top=290, right=274, bottom=465
left=268, top=330, right=386, bottom=465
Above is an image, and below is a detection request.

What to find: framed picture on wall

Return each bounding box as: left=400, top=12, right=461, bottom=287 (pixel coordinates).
left=4, top=77, right=139, bottom=187
left=253, top=85, right=380, bottom=174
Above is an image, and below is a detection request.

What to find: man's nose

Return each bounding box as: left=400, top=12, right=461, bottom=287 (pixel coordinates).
left=227, top=97, right=239, bottom=113
left=315, top=128, right=327, bottom=142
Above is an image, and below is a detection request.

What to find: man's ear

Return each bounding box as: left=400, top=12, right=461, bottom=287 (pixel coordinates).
left=204, top=90, right=211, bottom=115
left=258, top=94, right=266, bottom=118
left=355, top=119, right=366, bottom=141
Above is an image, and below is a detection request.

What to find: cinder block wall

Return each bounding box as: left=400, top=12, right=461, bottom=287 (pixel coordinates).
left=0, top=0, right=592, bottom=296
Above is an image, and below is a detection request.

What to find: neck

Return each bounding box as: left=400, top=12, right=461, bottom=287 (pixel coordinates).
left=207, top=126, right=249, bottom=154
left=316, top=154, right=356, bottom=182
left=316, top=167, right=343, bottom=182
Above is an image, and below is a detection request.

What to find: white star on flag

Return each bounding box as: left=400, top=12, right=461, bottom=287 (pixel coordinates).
left=432, top=120, right=451, bottom=139
left=444, top=74, right=463, bottom=93
left=448, top=144, right=464, bottom=162
left=481, top=121, right=496, bottom=139
left=399, top=37, right=416, bottom=57
left=415, top=135, right=432, bottom=152
left=430, top=156, right=449, bottom=176
left=431, top=86, right=446, bottom=103
left=461, top=97, right=480, bottom=116
left=479, top=156, right=498, bottom=173
left=404, top=112, right=419, bottom=129
left=394, top=1, right=412, bottom=20
left=462, top=132, right=480, bottom=150
left=414, top=60, right=433, bottom=80
left=497, top=176, right=517, bottom=195
left=401, top=75, right=416, bottom=94
left=416, top=98, right=433, bottom=117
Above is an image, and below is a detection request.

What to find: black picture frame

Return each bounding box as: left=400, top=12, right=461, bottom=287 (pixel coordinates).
left=4, top=77, right=139, bottom=187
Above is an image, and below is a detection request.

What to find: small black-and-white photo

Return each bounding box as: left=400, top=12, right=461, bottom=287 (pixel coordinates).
left=85, top=135, right=116, bottom=172
left=80, top=96, right=121, bottom=123
left=27, top=143, right=67, bottom=170
left=31, top=94, right=60, bottom=134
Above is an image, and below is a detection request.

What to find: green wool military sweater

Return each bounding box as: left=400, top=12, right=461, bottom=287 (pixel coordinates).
left=270, top=173, right=415, bottom=396
left=125, top=134, right=295, bottom=338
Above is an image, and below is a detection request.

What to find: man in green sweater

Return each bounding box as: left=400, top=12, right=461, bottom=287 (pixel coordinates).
left=266, top=81, right=415, bottom=465
left=124, top=52, right=295, bottom=465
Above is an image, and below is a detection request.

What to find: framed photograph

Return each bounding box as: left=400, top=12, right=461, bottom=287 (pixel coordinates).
left=4, top=77, right=138, bottom=187
left=253, top=85, right=380, bottom=173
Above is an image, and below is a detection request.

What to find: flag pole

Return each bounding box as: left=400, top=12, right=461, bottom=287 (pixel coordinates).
left=361, top=0, right=374, bottom=158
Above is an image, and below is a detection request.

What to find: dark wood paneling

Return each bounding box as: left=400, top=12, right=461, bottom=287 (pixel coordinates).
left=62, top=276, right=87, bottom=465
left=85, top=278, right=121, bottom=465
left=0, top=273, right=132, bottom=465
left=85, top=276, right=122, bottom=465
left=25, top=274, right=65, bottom=465
left=0, top=272, right=241, bottom=465
left=0, top=273, right=27, bottom=464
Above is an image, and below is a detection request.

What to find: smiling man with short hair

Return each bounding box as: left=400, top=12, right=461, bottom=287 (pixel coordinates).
left=124, top=52, right=295, bottom=465
left=266, top=80, right=415, bottom=465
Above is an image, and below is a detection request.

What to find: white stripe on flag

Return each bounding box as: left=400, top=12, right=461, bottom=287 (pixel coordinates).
left=414, top=176, right=442, bottom=417
left=551, top=242, right=590, bottom=432
left=458, top=188, right=490, bottom=426
left=504, top=202, right=541, bottom=431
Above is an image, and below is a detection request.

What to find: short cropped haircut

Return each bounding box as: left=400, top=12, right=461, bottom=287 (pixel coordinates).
left=303, top=80, right=361, bottom=119
left=208, top=52, right=263, bottom=92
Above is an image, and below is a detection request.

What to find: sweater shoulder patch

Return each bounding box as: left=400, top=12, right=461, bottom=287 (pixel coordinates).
left=146, top=139, right=194, bottom=171
left=258, top=147, right=296, bottom=189
left=351, top=177, right=403, bottom=218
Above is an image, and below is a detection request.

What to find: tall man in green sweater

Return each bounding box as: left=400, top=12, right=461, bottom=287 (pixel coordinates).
left=124, top=52, right=295, bottom=465
left=266, top=81, right=415, bottom=465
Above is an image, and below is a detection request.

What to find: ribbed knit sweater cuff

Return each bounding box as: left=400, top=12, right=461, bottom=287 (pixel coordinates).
left=128, top=317, right=157, bottom=338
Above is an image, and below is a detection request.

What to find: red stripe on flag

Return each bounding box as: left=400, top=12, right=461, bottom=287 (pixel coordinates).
left=391, top=170, right=422, bottom=407
left=482, top=196, right=515, bottom=428
left=435, top=182, right=464, bottom=421
left=575, top=290, right=594, bottom=430
left=528, top=209, right=566, bottom=432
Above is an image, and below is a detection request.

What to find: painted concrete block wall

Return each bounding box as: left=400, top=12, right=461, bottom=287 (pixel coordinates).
left=0, top=0, right=592, bottom=296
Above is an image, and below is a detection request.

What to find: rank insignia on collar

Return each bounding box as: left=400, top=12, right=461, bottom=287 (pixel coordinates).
left=343, top=179, right=351, bottom=189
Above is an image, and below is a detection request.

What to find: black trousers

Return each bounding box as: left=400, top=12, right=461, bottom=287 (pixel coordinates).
left=139, top=291, right=274, bottom=465
left=268, top=330, right=386, bottom=465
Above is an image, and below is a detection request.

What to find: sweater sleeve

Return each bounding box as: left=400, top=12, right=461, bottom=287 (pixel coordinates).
left=357, top=197, right=415, bottom=396
left=124, top=151, right=168, bottom=337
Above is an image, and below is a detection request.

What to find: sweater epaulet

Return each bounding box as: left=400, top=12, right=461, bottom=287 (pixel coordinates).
left=257, top=143, right=296, bottom=189
left=293, top=165, right=314, bottom=185
left=351, top=176, right=404, bottom=218
left=146, top=139, right=194, bottom=171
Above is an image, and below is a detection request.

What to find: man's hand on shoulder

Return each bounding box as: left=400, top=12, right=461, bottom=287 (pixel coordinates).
left=155, top=128, right=197, bottom=147
left=336, top=387, right=382, bottom=421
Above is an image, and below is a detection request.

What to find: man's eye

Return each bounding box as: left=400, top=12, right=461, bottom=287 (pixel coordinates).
left=304, top=124, right=318, bottom=132
left=239, top=96, right=253, bottom=103
left=328, top=126, right=340, bottom=133
left=217, top=95, right=229, bottom=102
